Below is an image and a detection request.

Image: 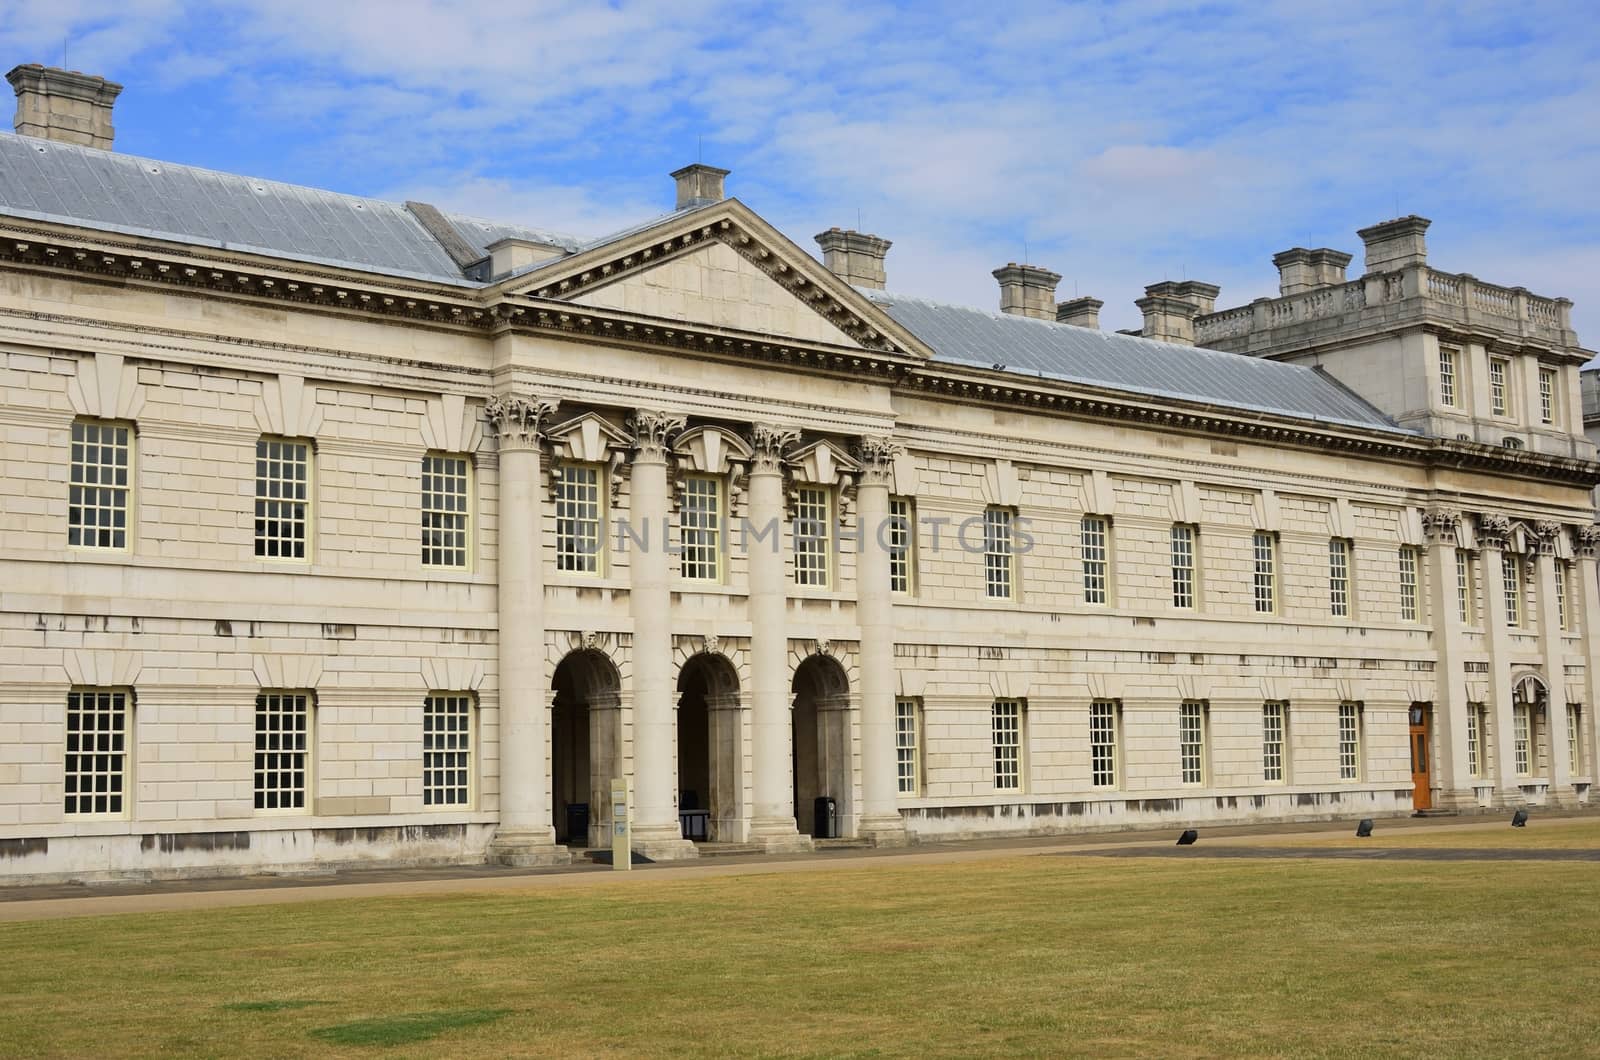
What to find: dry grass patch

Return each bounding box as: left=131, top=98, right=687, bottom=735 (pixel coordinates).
left=1248, top=816, right=1600, bottom=850
left=2, top=855, right=1597, bottom=1058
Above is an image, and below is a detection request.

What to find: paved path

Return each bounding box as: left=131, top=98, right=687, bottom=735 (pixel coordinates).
left=2, top=811, right=1594, bottom=923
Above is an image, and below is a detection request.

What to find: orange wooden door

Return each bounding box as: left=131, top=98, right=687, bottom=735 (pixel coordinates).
left=1409, top=706, right=1432, bottom=810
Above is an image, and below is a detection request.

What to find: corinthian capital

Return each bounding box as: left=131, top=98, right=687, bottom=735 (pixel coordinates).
left=485, top=394, right=559, bottom=450
left=1475, top=512, right=1511, bottom=550
left=747, top=422, right=800, bottom=474
left=1533, top=521, right=1562, bottom=555
left=1577, top=524, right=1600, bottom=560
left=1421, top=507, right=1460, bottom=545
left=628, top=410, right=686, bottom=463
left=853, top=436, right=901, bottom=487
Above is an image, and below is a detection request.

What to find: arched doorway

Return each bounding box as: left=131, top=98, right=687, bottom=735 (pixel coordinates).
left=551, top=649, right=622, bottom=848
left=677, top=653, right=743, bottom=842
left=792, top=654, right=852, bottom=837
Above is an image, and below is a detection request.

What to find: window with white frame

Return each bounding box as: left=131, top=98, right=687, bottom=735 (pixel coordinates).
left=255, top=437, right=312, bottom=560
left=68, top=419, right=132, bottom=550
left=1253, top=531, right=1277, bottom=614
left=423, top=693, right=473, bottom=807
left=1457, top=550, right=1475, bottom=625
left=1568, top=704, right=1583, bottom=776
left=1438, top=346, right=1458, bottom=408
left=1328, top=538, right=1351, bottom=617
left=64, top=688, right=130, bottom=816
left=1180, top=700, right=1207, bottom=785
left=1512, top=702, right=1531, bottom=776
left=255, top=690, right=311, bottom=811
left=680, top=475, right=722, bottom=582
left=793, top=486, right=832, bottom=588
left=1556, top=560, right=1570, bottom=632
left=1262, top=701, right=1288, bottom=782
left=992, top=699, right=1023, bottom=792
left=895, top=697, right=922, bottom=795
left=1081, top=515, right=1110, bottom=605
left=1489, top=357, right=1510, bottom=417
left=1503, top=553, right=1522, bottom=627
left=888, top=496, right=915, bottom=595
left=1539, top=368, right=1557, bottom=426
left=421, top=453, right=471, bottom=569
left=1399, top=547, right=1420, bottom=622
left=1466, top=703, right=1484, bottom=778
left=984, top=507, right=1016, bottom=600
left=1171, top=524, right=1196, bottom=609
left=553, top=463, right=602, bottom=574
left=1338, top=702, right=1363, bottom=781
left=1090, top=700, right=1119, bottom=788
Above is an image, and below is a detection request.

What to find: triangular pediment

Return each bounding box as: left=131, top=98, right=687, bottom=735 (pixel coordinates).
left=498, top=200, right=928, bottom=359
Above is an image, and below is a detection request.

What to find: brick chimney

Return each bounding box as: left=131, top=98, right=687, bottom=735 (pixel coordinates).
left=993, top=263, right=1061, bottom=320
left=1136, top=280, right=1220, bottom=345
left=1273, top=247, right=1354, bottom=294
left=1357, top=215, right=1430, bottom=273
left=1055, top=296, right=1103, bottom=329
left=671, top=163, right=730, bottom=210
left=815, top=228, right=892, bottom=290
left=7, top=64, right=121, bottom=149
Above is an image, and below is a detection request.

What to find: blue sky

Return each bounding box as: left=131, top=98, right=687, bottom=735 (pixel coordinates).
left=4, top=0, right=1598, bottom=342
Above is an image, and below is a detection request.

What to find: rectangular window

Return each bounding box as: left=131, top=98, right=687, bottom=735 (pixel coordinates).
left=423, top=693, right=473, bottom=807
left=255, top=437, right=311, bottom=560
left=1338, top=702, right=1362, bottom=781
left=1081, top=516, right=1109, bottom=605
left=888, top=497, right=915, bottom=595
left=255, top=691, right=311, bottom=811
left=1262, top=701, right=1287, bottom=782
left=1539, top=368, right=1556, bottom=425
left=1457, top=550, right=1474, bottom=626
left=1556, top=560, right=1570, bottom=632
left=1568, top=704, right=1582, bottom=776
left=68, top=419, right=131, bottom=549
left=1090, top=700, right=1119, bottom=788
left=64, top=688, right=129, bottom=816
left=1398, top=547, right=1419, bottom=622
left=421, top=453, right=471, bottom=569
left=1513, top=703, right=1531, bottom=776
left=1180, top=700, right=1207, bottom=785
left=1439, top=347, right=1458, bottom=408
left=680, top=475, right=723, bottom=581
left=984, top=507, right=1015, bottom=600
left=553, top=463, right=602, bottom=574
left=895, top=697, right=922, bottom=795
left=1253, top=531, right=1277, bottom=615
left=1503, top=553, right=1522, bottom=627
left=1328, top=538, right=1351, bottom=617
left=793, top=486, right=832, bottom=588
left=1489, top=358, right=1509, bottom=416
left=1466, top=704, right=1483, bottom=779
left=1171, top=524, right=1196, bottom=609
left=992, top=699, right=1023, bottom=792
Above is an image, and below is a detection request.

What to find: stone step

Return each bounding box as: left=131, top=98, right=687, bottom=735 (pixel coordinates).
left=814, top=837, right=873, bottom=850
left=1412, top=808, right=1461, bottom=818
left=692, top=843, right=764, bottom=857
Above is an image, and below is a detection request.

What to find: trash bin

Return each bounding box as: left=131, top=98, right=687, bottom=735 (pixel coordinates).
left=813, top=795, right=837, bottom=839
left=565, top=802, right=590, bottom=846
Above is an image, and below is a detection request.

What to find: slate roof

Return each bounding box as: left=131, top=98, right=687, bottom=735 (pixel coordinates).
left=0, top=131, right=1404, bottom=434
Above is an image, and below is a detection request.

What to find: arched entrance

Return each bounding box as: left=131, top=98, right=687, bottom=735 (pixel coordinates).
left=676, top=653, right=743, bottom=842
left=792, top=654, right=852, bottom=837
left=551, top=649, right=622, bottom=848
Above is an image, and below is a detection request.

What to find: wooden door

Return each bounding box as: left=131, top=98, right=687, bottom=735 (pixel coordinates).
left=1409, top=705, right=1432, bottom=810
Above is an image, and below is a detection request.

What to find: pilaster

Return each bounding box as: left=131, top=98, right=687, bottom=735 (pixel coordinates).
left=853, top=436, right=908, bottom=845
left=1577, top=527, right=1600, bottom=792
left=1533, top=525, right=1574, bottom=802
left=1421, top=508, right=1472, bottom=808
left=1476, top=514, right=1520, bottom=808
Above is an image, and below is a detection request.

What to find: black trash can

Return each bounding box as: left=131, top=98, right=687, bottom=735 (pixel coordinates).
left=565, top=802, right=590, bottom=846
left=813, top=795, right=837, bottom=839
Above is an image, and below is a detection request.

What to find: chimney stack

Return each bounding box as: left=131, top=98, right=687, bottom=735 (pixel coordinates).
left=1357, top=215, right=1430, bottom=273
left=993, top=263, right=1061, bottom=320
left=7, top=64, right=121, bottom=150
left=1055, top=296, right=1103, bottom=329
left=671, top=163, right=730, bottom=210
left=815, top=228, right=892, bottom=290
left=1135, top=280, right=1220, bottom=345
left=1273, top=247, right=1354, bottom=294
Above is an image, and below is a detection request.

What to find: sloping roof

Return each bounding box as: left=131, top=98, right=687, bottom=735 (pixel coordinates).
left=863, top=290, right=1407, bottom=434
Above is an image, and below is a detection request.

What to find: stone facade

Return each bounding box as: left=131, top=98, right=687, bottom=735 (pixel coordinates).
left=2, top=67, right=1598, bottom=883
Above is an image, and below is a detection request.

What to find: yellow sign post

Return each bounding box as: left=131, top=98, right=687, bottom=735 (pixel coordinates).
left=610, top=777, right=630, bottom=872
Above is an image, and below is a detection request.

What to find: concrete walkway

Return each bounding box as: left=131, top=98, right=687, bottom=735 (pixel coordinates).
left=2, top=811, right=1594, bottom=923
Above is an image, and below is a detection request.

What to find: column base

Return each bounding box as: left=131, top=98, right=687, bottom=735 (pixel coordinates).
left=486, top=828, right=573, bottom=867
left=857, top=813, right=911, bottom=847
left=630, top=825, right=700, bottom=862
left=750, top=818, right=815, bottom=854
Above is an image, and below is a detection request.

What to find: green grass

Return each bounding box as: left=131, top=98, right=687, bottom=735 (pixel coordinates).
left=4, top=853, right=1599, bottom=1058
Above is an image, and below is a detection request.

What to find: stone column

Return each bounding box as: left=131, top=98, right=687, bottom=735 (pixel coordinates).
left=484, top=394, right=570, bottom=865
left=706, top=691, right=747, bottom=842
left=1577, top=526, right=1600, bottom=791
left=626, top=410, right=697, bottom=860
left=1477, top=514, right=1520, bottom=808
left=746, top=423, right=812, bottom=851
left=853, top=437, right=909, bottom=844
left=1422, top=509, right=1472, bottom=807
left=1534, top=523, right=1574, bottom=800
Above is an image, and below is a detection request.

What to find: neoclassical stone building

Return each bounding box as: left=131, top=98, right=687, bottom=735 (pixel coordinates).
left=2, top=65, right=1596, bottom=881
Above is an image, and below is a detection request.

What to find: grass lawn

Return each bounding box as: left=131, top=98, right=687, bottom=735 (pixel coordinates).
left=1247, top=816, right=1600, bottom=850
left=4, top=852, right=1598, bottom=1058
